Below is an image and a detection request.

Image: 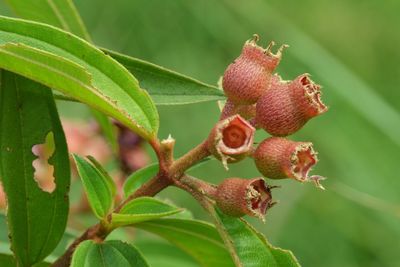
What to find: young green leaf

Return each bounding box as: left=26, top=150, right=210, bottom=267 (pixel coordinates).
left=123, top=158, right=211, bottom=197
left=72, top=154, right=114, bottom=219
left=123, top=163, right=159, bottom=198
left=0, top=72, right=70, bottom=266
left=111, top=197, right=182, bottom=227
left=86, top=155, right=117, bottom=197
left=71, top=240, right=149, bottom=267
left=212, top=208, right=300, bottom=267
left=0, top=16, right=159, bottom=140
left=136, top=218, right=234, bottom=267
left=103, top=49, right=226, bottom=105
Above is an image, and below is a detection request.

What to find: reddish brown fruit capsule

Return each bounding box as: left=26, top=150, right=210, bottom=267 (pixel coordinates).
left=208, top=115, right=255, bottom=168
left=254, top=137, right=325, bottom=188
left=222, top=35, right=287, bottom=105
left=220, top=99, right=256, bottom=120
left=215, top=177, right=275, bottom=219
left=255, top=74, right=328, bottom=136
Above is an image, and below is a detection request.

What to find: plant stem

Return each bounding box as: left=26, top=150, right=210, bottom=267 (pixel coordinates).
left=170, top=140, right=210, bottom=179
left=51, top=138, right=212, bottom=267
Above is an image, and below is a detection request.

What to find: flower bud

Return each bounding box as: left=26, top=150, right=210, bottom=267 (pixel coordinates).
left=215, top=177, right=275, bottom=219
left=255, top=74, right=328, bottom=136
left=222, top=35, right=286, bottom=104
left=207, top=115, right=255, bottom=168
left=254, top=137, right=325, bottom=188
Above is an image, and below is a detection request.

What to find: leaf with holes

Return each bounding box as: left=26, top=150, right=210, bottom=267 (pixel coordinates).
left=111, top=197, right=182, bottom=227
left=5, top=0, right=119, bottom=152
left=211, top=208, right=300, bottom=267
left=73, top=154, right=115, bottom=219
left=0, top=71, right=70, bottom=266
left=0, top=15, right=158, bottom=140
left=136, top=218, right=234, bottom=267
left=103, top=49, right=226, bottom=105
left=71, top=240, right=149, bottom=267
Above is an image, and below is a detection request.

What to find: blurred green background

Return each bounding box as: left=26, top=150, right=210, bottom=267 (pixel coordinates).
left=3, top=0, right=400, bottom=266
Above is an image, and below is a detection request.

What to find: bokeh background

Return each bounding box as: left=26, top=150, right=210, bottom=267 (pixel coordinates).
left=2, top=0, right=400, bottom=266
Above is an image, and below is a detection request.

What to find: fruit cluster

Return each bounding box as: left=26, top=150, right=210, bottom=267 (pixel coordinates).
left=207, top=35, right=328, bottom=218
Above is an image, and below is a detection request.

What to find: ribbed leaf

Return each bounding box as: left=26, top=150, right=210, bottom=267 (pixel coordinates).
left=5, top=0, right=119, bottom=152
left=136, top=218, right=234, bottom=267
left=0, top=71, right=70, bottom=266
left=71, top=240, right=149, bottom=267
left=73, top=154, right=114, bottom=219
left=104, top=49, right=226, bottom=105
left=213, top=208, right=300, bottom=267
left=0, top=15, right=158, bottom=140
left=111, top=197, right=182, bottom=227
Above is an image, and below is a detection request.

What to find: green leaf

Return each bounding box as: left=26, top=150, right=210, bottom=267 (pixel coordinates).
left=103, top=49, right=226, bottom=105
left=72, top=154, right=114, bottom=219
left=0, top=72, right=70, bottom=266
left=213, top=208, right=300, bottom=267
left=0, top=254, right=49, bottom=267
left=86, top=155, right=117, bottom=197
left=136, top=218, right=234, bottom=267
left=5, top=0, right=120, bottom=153
left=71, top=240, right=149, bottom=267
left=0, top=16, right=159, bottom=140
left=123, top=158, right=211, bottom=197
left=134, top=239, right=199, bottom=267
left=111, top=197, right=182, bottom=227
left=5, top=0, right=91, bottom=41
left=123, top=163, right=159, bottom=198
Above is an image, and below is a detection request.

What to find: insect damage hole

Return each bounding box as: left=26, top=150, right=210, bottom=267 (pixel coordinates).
left=32, top=132, right=56, bottom=193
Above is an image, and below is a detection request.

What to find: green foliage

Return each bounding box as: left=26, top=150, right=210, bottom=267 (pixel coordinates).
left=136, top=218, right=234, bottom=267
left=71, top=240, right=149, bottom=267
left=111, top=197, right=183, bottom=227
left=73, top=154, right=115, bottom=219
left=0, top=72, right=70, bottom=266
left=0, top=15, right=159, bottom=140
left=214, top=209, right=300, bottom=267
left=104, top=49, right=225, bottom=105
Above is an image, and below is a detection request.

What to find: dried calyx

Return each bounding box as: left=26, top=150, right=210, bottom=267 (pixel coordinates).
left=222, top=34, right=287, bottom=105
left=215, top=177, right=276, bottom=220
left=254, top=137, right=326, bottom=189
left=207, top=115, right=255, bottom=169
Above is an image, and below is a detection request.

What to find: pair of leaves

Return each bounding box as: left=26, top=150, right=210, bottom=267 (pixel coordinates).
left=73, top=154, right=181, bottom=226
left=0, top=15, right=158, bottom=140
left=0, top=72, right=70, bottom=266
left=71, top=240, right=149, bottom=267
